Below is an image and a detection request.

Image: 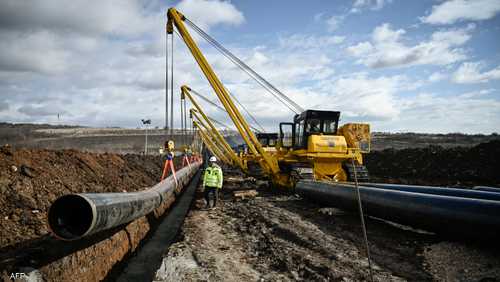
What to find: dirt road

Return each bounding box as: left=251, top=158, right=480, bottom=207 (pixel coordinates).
left=155, top=171, right=500, bottom=281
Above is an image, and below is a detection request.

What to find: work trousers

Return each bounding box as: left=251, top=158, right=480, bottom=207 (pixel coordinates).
left=204, top=186, right=219, bottom=208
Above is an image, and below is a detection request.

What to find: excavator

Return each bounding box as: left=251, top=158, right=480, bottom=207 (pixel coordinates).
left=167, top=8, right=370, bottom=188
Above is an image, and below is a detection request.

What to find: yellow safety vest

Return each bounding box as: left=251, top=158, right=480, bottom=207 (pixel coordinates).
left=203, top=165, right=223, bottom=189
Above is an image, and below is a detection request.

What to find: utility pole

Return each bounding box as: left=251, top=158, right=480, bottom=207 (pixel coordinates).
left=141, top=119, right=151, bottom=155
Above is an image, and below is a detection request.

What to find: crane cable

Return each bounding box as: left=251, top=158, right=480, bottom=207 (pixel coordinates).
left=227, top=90, right=266, bottom=133
left=165, top=29, right=169, bottom=130
left=172, top=29, right=264, bottom=134
left=184, top=18, right=304, bottom=115
left=189, top=88, right=265, bottom=133
left=351, top=158, right=374, bottom=282
left=170, top=32, right=174, bottom=131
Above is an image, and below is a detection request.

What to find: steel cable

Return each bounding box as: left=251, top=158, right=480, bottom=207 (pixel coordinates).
left=352, top=158, right=374, bottom=282
left=189, top=88, right=265, bottom=133
left=185, top=18, right=304, bottom=115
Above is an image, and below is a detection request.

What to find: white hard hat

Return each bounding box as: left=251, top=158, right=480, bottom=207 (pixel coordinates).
left=209, top=156, right=217, bottom=162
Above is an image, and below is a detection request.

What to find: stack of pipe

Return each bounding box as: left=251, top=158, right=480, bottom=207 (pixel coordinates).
left=296, top=180, right=500, bottom=238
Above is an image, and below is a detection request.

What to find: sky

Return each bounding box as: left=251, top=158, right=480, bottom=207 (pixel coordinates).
left=0, top=0, right=499, bottom=133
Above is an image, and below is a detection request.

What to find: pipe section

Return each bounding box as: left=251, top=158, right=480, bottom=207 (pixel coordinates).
left=474, top=186, right=500, bottom=193
left=296, top=180, right=500, bottom=237
left=48, top=162, right=201, bottom=240
left=357, top=182, right=500, bottom=201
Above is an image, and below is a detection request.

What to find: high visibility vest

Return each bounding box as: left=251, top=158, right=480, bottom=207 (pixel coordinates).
left=203, top=165, right=223, bottom=188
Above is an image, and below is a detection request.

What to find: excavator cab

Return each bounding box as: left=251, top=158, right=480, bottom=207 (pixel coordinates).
left=279, top=110, right=341, bottom=150
left=256, top=133, right=278, bottom=147
left=293, top=110, right=340, bottom=149
left=256, top=133, right=278, bottom=154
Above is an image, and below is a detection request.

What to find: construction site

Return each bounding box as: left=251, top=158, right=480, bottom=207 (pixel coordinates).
left=1, top=2, right=500, bottom=282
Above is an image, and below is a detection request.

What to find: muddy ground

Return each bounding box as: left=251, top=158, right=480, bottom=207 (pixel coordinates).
left=0, top=145, right=167, bottom=250
left=1, top=140, right=499, bottom=281
left=156, top=170, right=500, bottom=282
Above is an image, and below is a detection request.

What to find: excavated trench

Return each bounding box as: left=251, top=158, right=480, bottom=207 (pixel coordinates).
left=1, top=141, right=500, bottom=281
left=0, top=146, right=201, bottom=281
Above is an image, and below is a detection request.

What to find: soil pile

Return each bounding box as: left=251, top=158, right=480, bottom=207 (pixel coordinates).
left=0, top=146, right=167, bottom=249
left=365, top=140, right=500, bottom=187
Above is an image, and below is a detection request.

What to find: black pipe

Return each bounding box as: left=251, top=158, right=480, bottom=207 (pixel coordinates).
left=357, top=182, right=500, bottom=201
left=48, top=162, right=201, bottom=240
left=474, top=186, right=500, bottom=193
left=296, top=180, right=500, bottom=237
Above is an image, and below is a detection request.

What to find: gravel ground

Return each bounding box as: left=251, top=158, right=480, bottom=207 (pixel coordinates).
left=156, top=171, right=500, bottom=281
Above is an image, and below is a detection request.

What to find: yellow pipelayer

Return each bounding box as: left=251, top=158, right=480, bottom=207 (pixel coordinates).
left=168, top=8, right=371, bottom=187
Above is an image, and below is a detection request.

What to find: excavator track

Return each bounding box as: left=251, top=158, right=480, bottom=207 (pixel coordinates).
left=344, top=163, right=370, bottom=182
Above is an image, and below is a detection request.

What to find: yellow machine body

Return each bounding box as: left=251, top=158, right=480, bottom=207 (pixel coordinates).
left=167, top=7, right=371, bottom=188
left=338, top=123, right=371, bottom=153
left=307, top=135, right=347, bottom=154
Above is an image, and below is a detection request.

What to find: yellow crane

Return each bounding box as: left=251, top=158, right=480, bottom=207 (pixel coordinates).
left=181, top=85, right=247, bottom=172
left=167, top=7, right=371, bottom=188
left=193, top=121, right=231, bottom=165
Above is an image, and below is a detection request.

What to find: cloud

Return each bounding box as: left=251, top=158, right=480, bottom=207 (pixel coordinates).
left=278, top=34, right=345, bottom=50
left=325, top=15, right=345, bottom=32
left=350, top=0, right=393, bottom=13
left=346, top=23, right=474, bottom=68
left=428, top=72, right=448, bottom=82
left=0, top=30, right=72, bottom=74
left=393, top=90, right=500, bottom=133
left=0, top=0, right=158, bottom=37
left=0, top=100, right=9, bottom=112
left=176, top=0, right=244, bottom=30
left=421, top=0, right=500, bottom=25
left=452, top=62, right=500, bottom=83
left=0, top=0, right=498, bottom=135
left=346, top=42, right=374, bottom=56
left=18, top=104, right=66, bottom=117
left=316, top=73, right=414, bottom=121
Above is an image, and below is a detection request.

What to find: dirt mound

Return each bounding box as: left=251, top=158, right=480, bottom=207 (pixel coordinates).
left=365, top=140, right=500, bottom=187
left=0, top=146, right=168, bottom=249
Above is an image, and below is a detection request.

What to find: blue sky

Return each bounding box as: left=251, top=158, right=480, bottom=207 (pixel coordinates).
left=0, top=0, right=499, bottom=133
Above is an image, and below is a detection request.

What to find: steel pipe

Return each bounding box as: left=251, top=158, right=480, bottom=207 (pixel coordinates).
left=357, top=182, right=500, bottom=201
left=296, top=180, right=500, bottom=237
left=48, top=162, right=201, bottom=240
left=474, top=186, right=500, bottom=193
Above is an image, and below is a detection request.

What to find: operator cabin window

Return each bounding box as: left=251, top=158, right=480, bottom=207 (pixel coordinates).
left=306, top=119, right=321, bottom=134
left=323, top=120, right=337, bottom=134
left=280, top=123, right=294, bottom=147
left=296, top=120, right=304, bottom=147
left=269, top=138, right=276, bottom=146
left=258, top=137, right=268, bottom=146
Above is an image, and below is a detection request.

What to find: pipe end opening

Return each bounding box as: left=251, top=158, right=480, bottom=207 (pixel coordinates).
left=48, top=195, right=93, bottom=240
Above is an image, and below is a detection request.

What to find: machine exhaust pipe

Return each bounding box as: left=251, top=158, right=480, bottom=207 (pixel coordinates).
left=296, top=180, right=500, bottom=238
left=48, top=162, right=201, bottom=240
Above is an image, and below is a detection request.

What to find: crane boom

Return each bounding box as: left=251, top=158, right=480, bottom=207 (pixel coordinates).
left=167, top=8, right=288, bottom=186
left=182, top=85, right=246, bottom=171
left=190, top=108, right=245, bottom=170
left=194, top=121, right=231, bottom=164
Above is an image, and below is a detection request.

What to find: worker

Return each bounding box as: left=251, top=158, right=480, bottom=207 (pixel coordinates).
left=203, top=156, right=223, bottom=209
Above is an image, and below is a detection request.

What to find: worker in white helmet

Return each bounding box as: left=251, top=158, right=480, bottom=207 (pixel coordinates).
left=203, top=156, right=223, bottom=208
